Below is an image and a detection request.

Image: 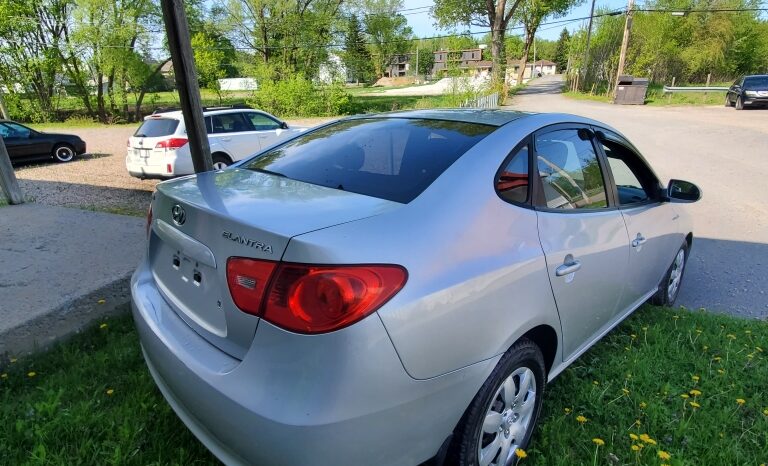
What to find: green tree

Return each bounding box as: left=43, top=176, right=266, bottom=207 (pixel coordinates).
left=343, top=15, right=373, bottom=83
left=355, top=0, right=413, bottom=78
left=554, top=28, right=571, bottom=72
left=191, top=32, right=227, bottom=104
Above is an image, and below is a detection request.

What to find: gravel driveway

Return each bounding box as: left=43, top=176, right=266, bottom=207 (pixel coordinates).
left=14, top=117, right=332, bottom=215
left=509, top=75, right=768, bottom=318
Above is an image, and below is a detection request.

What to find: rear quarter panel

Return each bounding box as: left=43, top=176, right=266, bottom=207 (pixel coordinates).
left=284, top=116, right=569, bottom=380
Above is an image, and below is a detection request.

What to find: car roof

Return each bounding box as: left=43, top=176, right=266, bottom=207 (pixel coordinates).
left=145, top=108, right=261, bottom=120
left=345, top=109, right=533, bottom=127
left=744, top=74, right=768, bottom=78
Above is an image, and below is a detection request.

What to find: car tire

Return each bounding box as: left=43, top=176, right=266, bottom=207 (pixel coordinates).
left=212, top=153, right=232, bottom=170
left=735, top=96, right=744, bottom=110
left=650, top=242, right=688, bottom=307
left=724, top=94, right=732, bottom=107
left=454, top=338, right=546, bottom=466
left=52, top=143, right=76, bottom=163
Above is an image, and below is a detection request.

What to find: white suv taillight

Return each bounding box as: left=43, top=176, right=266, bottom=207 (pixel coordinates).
left=155, top=138, right=188, bottom=150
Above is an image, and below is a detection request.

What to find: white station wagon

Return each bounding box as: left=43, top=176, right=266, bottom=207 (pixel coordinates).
left=126, top=105, right=306, bottom=179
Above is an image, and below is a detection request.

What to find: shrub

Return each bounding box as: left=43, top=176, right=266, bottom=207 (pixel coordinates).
left=247, top=74, right=351, bottom=118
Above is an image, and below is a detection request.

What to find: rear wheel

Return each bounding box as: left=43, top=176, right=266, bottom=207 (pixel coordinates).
left=454, top=338, right=545, bottom=466
left=212, top=153, right=232, bottom=170
left=650, top=242, right=688, bottom=307
left=735, top=96, right=744, bottom=110
left=52, top=144, right=75, bottom=163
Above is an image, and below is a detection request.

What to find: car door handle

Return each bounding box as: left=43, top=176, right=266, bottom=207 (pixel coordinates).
left=555, top=258, right=582, bottom=276
left=631, top=234, right=647, bottom=248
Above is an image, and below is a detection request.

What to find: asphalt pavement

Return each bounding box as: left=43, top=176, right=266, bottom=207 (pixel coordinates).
left=508, top=75, right=768, bottom=319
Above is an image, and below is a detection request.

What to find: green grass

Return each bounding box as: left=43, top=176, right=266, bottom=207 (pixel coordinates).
left=2, top=305, right=765, bottom=465
left=564, top=83, right=730, bottom=107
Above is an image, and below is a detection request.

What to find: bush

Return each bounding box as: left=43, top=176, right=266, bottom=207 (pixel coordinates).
left=246, top=75, right=351, bottom=117
left=2, top=94, right=53, bottom=123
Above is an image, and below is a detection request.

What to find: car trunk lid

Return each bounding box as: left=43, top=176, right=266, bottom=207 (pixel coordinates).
left=148, top=168, right=399, bottom=358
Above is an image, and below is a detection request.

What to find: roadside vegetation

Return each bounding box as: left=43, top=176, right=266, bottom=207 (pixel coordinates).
left=564, top=83, right=730, bottom=106
left=1, top=305, right=765, bottom=465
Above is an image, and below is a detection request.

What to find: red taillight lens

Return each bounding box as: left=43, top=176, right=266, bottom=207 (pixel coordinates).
left=227, top=258, right=278, bottom=315
left=146, top=204, right=153, bottom=237
left=155, top=138, right=188, bottom=149
left=225, top=259, right=407, bottom=334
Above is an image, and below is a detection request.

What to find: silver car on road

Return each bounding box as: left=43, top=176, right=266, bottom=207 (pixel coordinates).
left=131, top=110, right=700, bottom=466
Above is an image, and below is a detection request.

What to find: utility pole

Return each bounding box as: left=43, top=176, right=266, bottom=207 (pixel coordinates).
left=533, top=35, right=537, bottom=76
left=415, top=44, right=419, bottom=80
left=615, top=0, right=635, bottom=92
left=580, top=0, right=597, bottom=90
left=159, top=0, right=212, bottom=174
left=0, top=89, right=9, bottom=120
left=0, top=136, right=23, bottom=204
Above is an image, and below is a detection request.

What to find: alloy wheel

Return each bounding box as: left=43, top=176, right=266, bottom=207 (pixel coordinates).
left=55, top=146, right=75, bottom=162
left=667, top=248, right=685, bottom=302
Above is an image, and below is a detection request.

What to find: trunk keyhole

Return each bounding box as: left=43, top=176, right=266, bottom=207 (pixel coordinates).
left=193, top=270, right=202, bottom=286
left=172, top=256, right=181, bottom=269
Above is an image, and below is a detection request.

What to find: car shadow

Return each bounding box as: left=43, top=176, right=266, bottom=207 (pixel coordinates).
left=677, top=237, right=768, bottom=319
left=11, top=152, right=112, bottom=168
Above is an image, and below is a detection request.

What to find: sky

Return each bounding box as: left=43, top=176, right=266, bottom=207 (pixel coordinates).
left=402, top=0, right=629, bottom=41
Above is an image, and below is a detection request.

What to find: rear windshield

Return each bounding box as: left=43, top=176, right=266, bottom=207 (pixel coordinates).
left=744, top=76, right=768, bottom=89
left=243, top=118, right=496, bottom=203
left=135, top=118, right=179, bottom=137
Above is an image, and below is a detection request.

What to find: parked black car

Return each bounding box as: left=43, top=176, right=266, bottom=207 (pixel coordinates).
left=725, top=75, right=768, bottom=110
left=0, top=120, right=86, bottom=163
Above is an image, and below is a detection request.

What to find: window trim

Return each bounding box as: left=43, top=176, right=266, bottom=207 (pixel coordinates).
left=493, top=136, right=533, bottom=207
left=530, top=123, right=617, bottom=213
left=592, top=126, right=664, bottom=210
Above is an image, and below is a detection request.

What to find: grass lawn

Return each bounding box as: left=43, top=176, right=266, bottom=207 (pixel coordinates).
left=2, top=305, right=764, bottom=465
left=564, top=83, right=729, bottom=107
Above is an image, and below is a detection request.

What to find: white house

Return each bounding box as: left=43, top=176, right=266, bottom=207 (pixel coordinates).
left=218, top=78, right=258, bottom=91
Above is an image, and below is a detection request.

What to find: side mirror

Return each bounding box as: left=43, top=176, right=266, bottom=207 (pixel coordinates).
left=280, top=121, right=289, bottom=130
left=666, top=179, right=701, bottom=203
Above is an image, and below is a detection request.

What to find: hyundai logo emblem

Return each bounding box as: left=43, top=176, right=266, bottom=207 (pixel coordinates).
left=171, top=204, right=186, bottom=226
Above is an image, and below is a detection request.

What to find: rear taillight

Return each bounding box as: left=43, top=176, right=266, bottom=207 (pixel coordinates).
left=146, top=204, right=153, bottom=237
left=226, top=258, right=407, bottom=334
left=155, top=138, right=188, bottom=149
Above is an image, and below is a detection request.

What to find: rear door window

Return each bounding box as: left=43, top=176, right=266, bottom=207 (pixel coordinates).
left=244, top=118, right=496, bottom=203
left=210, top=113, right=252, bottom=134
left=135, top=118, right=179, bottom=137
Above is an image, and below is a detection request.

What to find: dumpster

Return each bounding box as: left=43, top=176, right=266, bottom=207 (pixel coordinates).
left=614, top=75, right=649, bottom=105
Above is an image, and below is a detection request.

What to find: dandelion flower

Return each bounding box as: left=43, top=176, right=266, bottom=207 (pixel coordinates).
left=747, top=354, right=755, bottom=359
left=658, top=450, right=672, bottom=460
left=703, top=345, right=708, bottom=351
left=593, top=380, right=599, bottom=386
left=717, top=369, right=725, bottom=374
left=97, top=299, right=106, bottom=305
left=673, top=315, right=679, bottom=320
left=763, top=408, right=768, bottom=416
left=756, top=346, right=763, bottom=353
left=727, top=334, right=736, bottom=340
left=713, top=356, right=722, bottom=362
left=634, top=419, right=641, bottom=426
left=745, top=330, right=751, bottom=334
left=564, top=407, right=571, bottom=414
left=631, top=334, right=637, bottom=339
left=736, top=398, right=746, bottom=406
left=639, top=402, right=647, bottom=409
left=692, top=375, right=700, bottom=382
left=592, top=438, right=605, bottom=446
left=10, top=358, right=17, bottom=363
left=576, top=415, right=588, bottom=424
left=622, top=388, right=630, bottom=395
left=99, top=323, right=108, bottom=329
left=27, top=371, right=36, bottom=378
left=689, top=401, right=701, bottom=409
left=689, top=389, right=702, bottom=396
left=106, top=389, right=114, bottom=396
left=515, top=448, right=527, bottom=458
left=1, top=373, right=7, bottom=379
left=631, top=444, right=641, bottom=451
left=680, top=393, right=690, bottom=399
left=639, top=434, right=656, bottom=445
left=629, top=433, right=639, bottom=440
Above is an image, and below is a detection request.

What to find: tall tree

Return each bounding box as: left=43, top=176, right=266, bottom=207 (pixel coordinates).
left=515, top=0, right=581, bottom=84
left=343, top=15, right=373, bottom=83
left=554, top=27, right=570, bottom=72
left=356, top=0, right=413, bottom=78
left=432, top=0, right=525, bottom=83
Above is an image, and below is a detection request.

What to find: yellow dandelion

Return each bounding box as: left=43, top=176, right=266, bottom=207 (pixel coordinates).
left=629, top=433, right=639, bottom=440
left=631, top=334, right=637, bottom=340
left=736, top=398, right=746, bottom=406
left=99, top=323, right=108, bottom=329
left=631, top=444, right=641, bottom=451
left=639, top=402, right=647, bottom=409
left=622, top=388, right=630, bottom=395
left=690, top=389, right=702, bottom=396
left=1, top=373, right=7, bottom=379
left=662, top=464, right=670, bottom=466
left=718, top=369, right=725, bottom=374
left=745, top=330, right=751, bottom=334
left=10, top=358, right=17, bottom=363
left=680, top=393, right=689, bottom=399
left=97, top=299, right=106, bottom=305
left=564, top=407, right=572, bottom=414
left=747, top=354, right=755, bottom=359
left=576, top=415, right=588, bottom=424
left=639, top=434, right=656, bottom=445
left=695, top=329, right=702, bottom=334
left=763, top=408, right=768, bottom=416
left=658, top=450, right=671, bottom=460
left=703, top=345, right=708, bottom=351
left=727, top=334, right=736, bottom=340
left=592, top=438, right=605, bottom=446
left=713, top=356, right=722, bottom=362
left=624, top=346, right=630, bottom=351
left=692, top=375, right=700, bottom=382
left=515, top=448, right=527, bottom=459
left=672, top=315, right=679, bottom=320
left=592, top=380, right=599, bottom=386
left=27, top=371, right=36, bottom=378
left=106, top=389, right=114, bottom=396
left=634, top=419, right=641, bottom=426
left=756, top=346, right=763, bottom=353
left=642, top=326, right=648, bottom=331
left=689, top=401, right=701, bottom=409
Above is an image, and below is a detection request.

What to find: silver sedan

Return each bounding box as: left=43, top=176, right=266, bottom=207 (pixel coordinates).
left=131, top=109, right=700, bottom=466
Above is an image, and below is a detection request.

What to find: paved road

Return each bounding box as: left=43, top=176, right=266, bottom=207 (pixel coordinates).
left=507, top=75, right=768, bottom=318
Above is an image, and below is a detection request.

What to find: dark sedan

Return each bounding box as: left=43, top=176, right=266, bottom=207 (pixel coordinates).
left=725, top=75, right=768, bottom=110
left=0, top=120, right=86, bottom=163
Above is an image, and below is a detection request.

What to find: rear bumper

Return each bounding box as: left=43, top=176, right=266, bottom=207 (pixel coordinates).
left=126, top=151, right=194, bottom=179
left=131, top=260, right=495, bottom=466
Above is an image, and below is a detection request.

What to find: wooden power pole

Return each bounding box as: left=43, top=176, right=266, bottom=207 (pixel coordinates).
left=159, top=0, right=212, bottom=174
left=0, top=136, right=23, bottom=204
left=580, top=0, right=597, bottom=90
left=615, top=0, right=635, bottom=90
left=0, top=90, right=9, bottom=120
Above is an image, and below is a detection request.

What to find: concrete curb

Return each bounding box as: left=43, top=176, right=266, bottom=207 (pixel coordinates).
left=0, top=274, right=132, bottom=357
